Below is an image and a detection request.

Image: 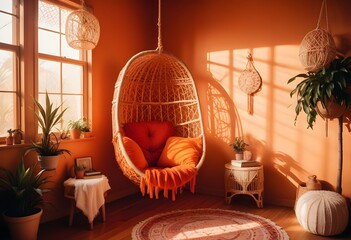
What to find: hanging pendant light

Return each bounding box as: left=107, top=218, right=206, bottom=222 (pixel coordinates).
left=65, top=0, right=100, bottom=50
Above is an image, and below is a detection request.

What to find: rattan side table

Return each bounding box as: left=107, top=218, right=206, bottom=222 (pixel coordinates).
left=224, top=163, right=264, bottom=208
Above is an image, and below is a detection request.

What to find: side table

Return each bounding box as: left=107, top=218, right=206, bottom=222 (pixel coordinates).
left=64, top=175, right=111, bottom=229
left=224, top=163, right=264, bottom=208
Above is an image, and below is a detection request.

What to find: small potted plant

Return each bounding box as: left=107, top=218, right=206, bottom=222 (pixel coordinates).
left=5, top=129, right=14, bottom=145
left=74, top=165, right=86, bottom=179
left=13, top=128, right=23, bottom=144
left=67, top=118, right=84, bottom=139
left=81, top=117, right=92, bottom=138
left=25, top=92, right=71, bottom=170
left=0, top=157, right=50, bottom=240
left=230, top=137, right=249, bottom=160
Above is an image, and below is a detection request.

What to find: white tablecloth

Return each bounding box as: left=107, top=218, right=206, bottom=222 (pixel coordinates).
left=64, top=176, right=111, bottom=222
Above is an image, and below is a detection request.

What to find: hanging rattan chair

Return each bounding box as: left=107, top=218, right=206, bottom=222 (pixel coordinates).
left=111, top=1, right=205, bottom=200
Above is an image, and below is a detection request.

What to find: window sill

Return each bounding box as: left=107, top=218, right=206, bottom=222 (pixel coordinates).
left=0, top=137, right=95, bottom=151
left=60, top=137, right=96, bottom=144
left=0, top=143, right=31, bottom=150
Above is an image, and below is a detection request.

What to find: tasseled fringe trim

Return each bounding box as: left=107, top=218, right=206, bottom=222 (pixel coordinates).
left=139, top=174, right=197, bottom=201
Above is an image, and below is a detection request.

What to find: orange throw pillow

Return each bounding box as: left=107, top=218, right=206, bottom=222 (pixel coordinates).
left=123, top=136, right=149, bottom=171
left=157, top=137, right=202, bottom=167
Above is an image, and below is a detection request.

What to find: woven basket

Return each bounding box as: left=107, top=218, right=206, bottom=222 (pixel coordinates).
left=299, top=28, right=336, bottom=72
left=65, top=9, right=100, bottom=50
left=112, top=50, right=206, bottom=185
left=299, top=0, right=336, bottom=72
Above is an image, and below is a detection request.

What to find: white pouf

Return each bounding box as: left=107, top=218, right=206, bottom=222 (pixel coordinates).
left=295, top=190, right=349, bottom=236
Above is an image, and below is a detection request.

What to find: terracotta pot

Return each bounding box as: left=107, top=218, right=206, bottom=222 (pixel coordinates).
left=13, top=132, right=22, bottom=144
left=316, top=100, right=346, bottom=119
left=5, top=136, right=13, bottom=145
left=38, top=155, right=60, bottom=170
left=82, top=131, right=93, bottom=138
left=75, top=170, right=85, bottom=179
left=3, top=208, right=42, bottom=240
left=70, top=129, right=81, bottom=139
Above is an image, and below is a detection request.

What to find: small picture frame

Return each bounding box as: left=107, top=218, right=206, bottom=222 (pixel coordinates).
left=75, top=157, right=92, bottom=170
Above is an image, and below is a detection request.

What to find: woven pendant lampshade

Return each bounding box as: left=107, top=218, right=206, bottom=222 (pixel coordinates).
left=299, top=28, right=336, bottom=72
left=65, top=2, right=100, bottom=50
left=298, top=0, right=336, bottom=72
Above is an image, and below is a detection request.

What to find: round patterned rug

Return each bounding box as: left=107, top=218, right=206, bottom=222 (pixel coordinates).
left=132, top=208, right=289, bottom=240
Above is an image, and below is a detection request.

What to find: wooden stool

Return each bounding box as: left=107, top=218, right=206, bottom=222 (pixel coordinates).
left=63, top=176, right=110, bottom=230
left=64, top=185, right=107, bottom=229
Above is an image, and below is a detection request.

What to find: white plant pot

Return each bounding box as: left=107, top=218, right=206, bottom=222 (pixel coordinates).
left=38, top=155, right=60, bottom=170
left=235, top=153, right=244, bottom=160
left=3, top=208, right=42, bottom=240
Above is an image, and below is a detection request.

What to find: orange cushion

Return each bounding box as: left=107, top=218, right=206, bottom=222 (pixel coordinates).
left=124, top=121, right=174, bottom=166
left=123, top=136, right=148, bottom=171
left=157, top=137, right=202, bottom=167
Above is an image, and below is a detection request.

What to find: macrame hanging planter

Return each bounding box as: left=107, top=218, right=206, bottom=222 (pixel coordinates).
left=238, top=53, right=262, bottom=114
left=65, top=0, right=100, bottom=50
left=299, top=0, right=336, bottom=72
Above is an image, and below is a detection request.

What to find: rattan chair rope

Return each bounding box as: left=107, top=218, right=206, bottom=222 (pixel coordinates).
left=111, top=0, right=206, bottom=186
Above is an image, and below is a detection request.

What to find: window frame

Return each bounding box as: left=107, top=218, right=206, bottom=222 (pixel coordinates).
left=0, top=0, right=92, bottom=145
left=0, top=0, right=21, bottom=143
left=36, top=0, right=90, bottom=133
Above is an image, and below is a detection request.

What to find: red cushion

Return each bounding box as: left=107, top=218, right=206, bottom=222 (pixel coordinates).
left=123, top=121, right=174, bottom=166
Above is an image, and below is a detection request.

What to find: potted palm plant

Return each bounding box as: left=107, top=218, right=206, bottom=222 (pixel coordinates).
left=288, top=56, right=351, bottom=194
left=25, top=92, right=71, bottom=170
left=230, top=137, right=249, bottom=160
left=0, top=157, right=50, bottom=240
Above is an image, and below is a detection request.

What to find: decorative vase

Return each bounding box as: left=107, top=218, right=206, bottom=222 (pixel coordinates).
left=38, top=155, right=60, bottom=170
left=3, top=208, right=42, bottom=240
left=306, top=175, right=322, bottom=190
left=243, top=151, right=252, bottom=160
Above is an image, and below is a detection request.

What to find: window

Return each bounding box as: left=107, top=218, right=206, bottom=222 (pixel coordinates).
left=0, top=0, right=91, bottom=144
left=0, top=0, right=20, bottom=138
left=37, top=0, right=88, bottom=130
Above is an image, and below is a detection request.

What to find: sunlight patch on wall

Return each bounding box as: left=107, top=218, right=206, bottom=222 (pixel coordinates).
left=205, top=44, right=323, bottom=187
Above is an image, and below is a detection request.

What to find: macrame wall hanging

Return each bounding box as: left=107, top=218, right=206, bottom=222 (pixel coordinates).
left=299, top=0, right=336, bottom=72
left=238, top=53, right=262, bottom=115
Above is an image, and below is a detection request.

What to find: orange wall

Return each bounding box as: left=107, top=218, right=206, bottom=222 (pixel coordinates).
left=1, top=0, right=351, bottom=224
left=91, top=0, right=351, bottom=207
left=158, top=0, right=351, bottom=206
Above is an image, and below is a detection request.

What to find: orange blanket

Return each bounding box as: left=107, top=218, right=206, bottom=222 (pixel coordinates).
left=140, top=166, right=197, bottom=201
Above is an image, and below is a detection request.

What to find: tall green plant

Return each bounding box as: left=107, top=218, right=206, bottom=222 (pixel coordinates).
left=0, top=158, right=50, bottom=217
left=26, top=92, right=70, bottom=156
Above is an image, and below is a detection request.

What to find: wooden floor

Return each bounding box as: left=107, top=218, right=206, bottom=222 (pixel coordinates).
left=9, top=191, right=351, bottom=239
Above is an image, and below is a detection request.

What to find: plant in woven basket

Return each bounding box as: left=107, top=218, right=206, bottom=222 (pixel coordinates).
left=288, top=56, right=351, bottom=129
left=289, top=56, right=351, bottom=195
